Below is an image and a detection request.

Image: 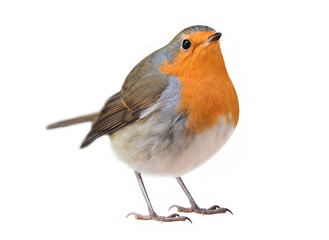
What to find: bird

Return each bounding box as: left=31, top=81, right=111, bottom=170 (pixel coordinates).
left=47, top=25, right=239, bottom=223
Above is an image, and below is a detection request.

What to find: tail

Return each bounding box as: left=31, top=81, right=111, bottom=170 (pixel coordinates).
left=46, top=113, right=99, bottom=129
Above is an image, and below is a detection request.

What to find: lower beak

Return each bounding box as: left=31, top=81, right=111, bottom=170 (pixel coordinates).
left=207, top=32, right=222, bottom=43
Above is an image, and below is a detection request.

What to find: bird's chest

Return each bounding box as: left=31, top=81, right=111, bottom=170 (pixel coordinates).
left=178, top=76, right=239, bottom=136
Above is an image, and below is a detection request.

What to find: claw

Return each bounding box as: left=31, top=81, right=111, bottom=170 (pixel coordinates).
left=224, top=208, right=233, bottom=215
left=126, top=212, right=136, bottom=219
left=168, top=204, right=179, bottom=211
left=183, top=216, right=192, bottom=224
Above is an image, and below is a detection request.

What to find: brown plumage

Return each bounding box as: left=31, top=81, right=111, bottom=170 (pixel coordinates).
left=80, top=92, right=137, bottom=148
left=81, top=55, right=170, bottom=148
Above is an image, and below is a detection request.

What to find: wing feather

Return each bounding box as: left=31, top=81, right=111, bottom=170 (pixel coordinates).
left=80, top=92, right=137, bottom=148
left=80, top=54, right=170, bottom=148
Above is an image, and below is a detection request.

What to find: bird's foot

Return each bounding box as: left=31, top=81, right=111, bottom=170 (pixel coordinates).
left=126, top=212, right=191, bottom=223
left=169, top=204, right=233, bottom=215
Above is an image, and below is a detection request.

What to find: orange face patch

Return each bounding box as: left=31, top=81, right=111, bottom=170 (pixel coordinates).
left=160, top=31, right=239, bottom=135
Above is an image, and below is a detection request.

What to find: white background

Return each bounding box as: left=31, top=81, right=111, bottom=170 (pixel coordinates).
left=1, top=0, right=328, bottom=239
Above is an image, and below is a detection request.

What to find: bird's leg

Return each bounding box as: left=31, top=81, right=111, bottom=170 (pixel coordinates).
left=126, top=171, right=191, bottom=223
left=169, top=177, right=233, bottom=215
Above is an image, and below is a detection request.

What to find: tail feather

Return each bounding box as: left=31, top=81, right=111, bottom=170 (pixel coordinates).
left=47, top=113, right=98, bottom=129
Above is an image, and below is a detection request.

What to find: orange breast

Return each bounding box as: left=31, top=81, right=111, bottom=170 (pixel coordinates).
left=160, top=42, right=239, bottom=135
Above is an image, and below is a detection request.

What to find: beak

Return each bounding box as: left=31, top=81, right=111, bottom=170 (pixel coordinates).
left=205, top=32, right=222, bottom=44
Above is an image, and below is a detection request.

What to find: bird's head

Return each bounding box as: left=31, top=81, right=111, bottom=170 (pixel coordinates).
left=154, top=26, right=226, bottom=77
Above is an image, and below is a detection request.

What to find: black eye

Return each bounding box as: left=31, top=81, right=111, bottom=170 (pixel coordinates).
left=182, top=39, right=191, bottom=49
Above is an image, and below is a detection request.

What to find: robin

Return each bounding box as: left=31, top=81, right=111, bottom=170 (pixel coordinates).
left=47, top=25, right=239, bottom=223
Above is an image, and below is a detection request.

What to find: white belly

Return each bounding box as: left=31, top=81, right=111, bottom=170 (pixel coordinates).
left=166, top=117, right=235, bottom=176
left=110, top=116, right=235, bottom=177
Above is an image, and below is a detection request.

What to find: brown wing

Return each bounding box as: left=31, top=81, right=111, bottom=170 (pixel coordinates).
left=80, top=53, right=170, bottom=148
left=80, top=92, right=138, bottom=148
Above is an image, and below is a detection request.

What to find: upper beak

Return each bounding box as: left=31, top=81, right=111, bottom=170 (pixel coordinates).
left=205, top=32, right=222, bottom=44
